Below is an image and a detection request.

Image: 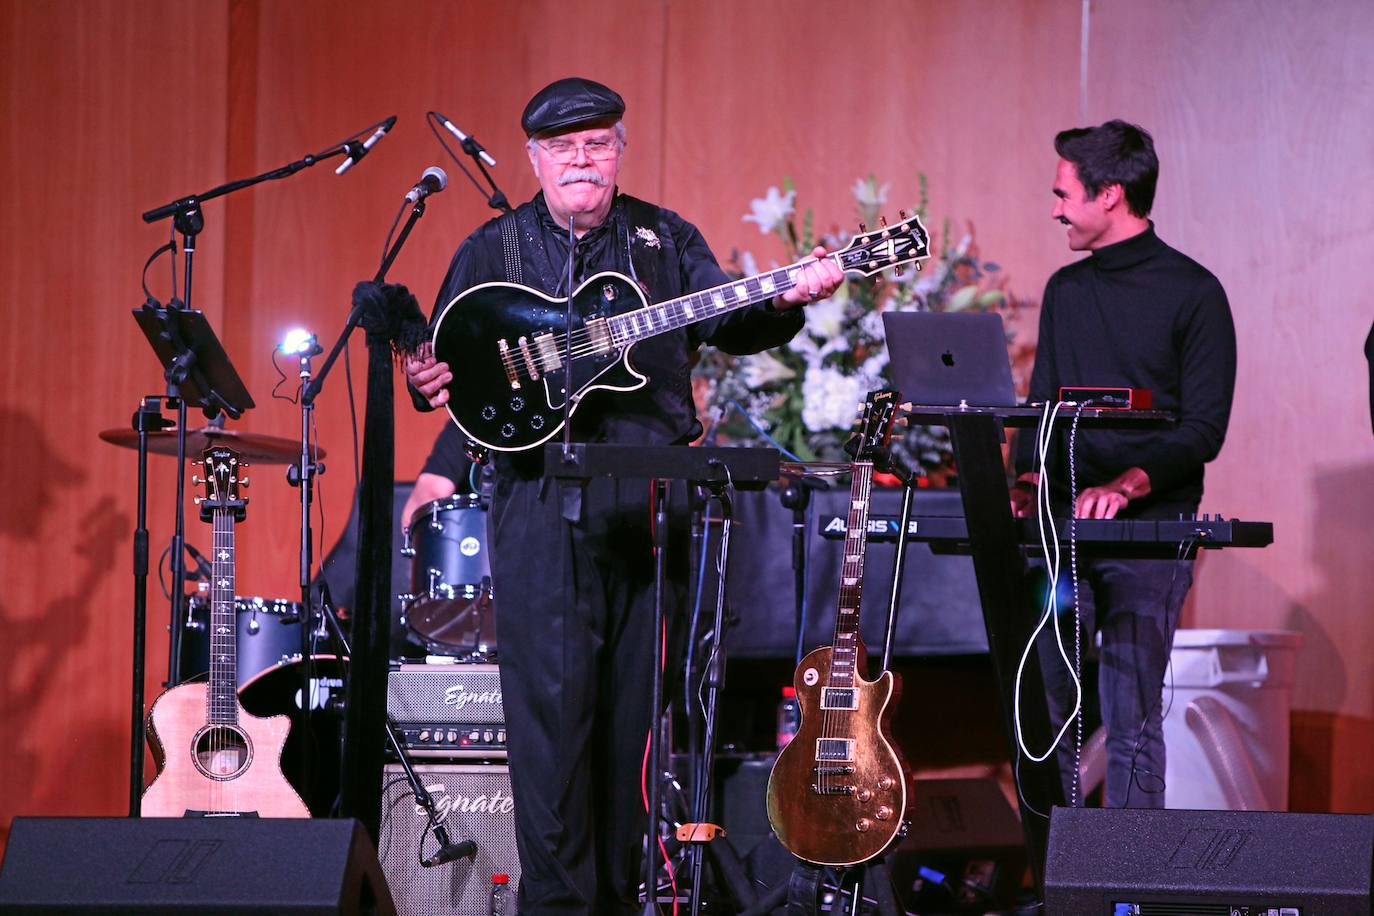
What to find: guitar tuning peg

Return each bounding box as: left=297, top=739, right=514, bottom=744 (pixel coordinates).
left=898, top=209, right=907, bottom=219
left=193, top=496, right=203, bottom=505
left=239, top=477, right=250, bottom=487
left=191, top=475, right=202, bottom=485
left=879, top=215, right=888, bottom=227
left=857, top=222, right=866, bottom=232
left=892, top=266, right=903, bottom=277
left=900, top=401, right=914, bottom=411
left=893, top=416, right=909, bottom=427
left=240, top=461, right=250, bottom=468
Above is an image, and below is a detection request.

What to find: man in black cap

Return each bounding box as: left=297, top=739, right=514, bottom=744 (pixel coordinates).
left=404, top=76, right=841, bottom=914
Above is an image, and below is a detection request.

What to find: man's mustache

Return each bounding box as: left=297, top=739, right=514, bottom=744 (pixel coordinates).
left=1057, top=216, right=1071, bottom=225
left=558, top=168, right=608, bottom=186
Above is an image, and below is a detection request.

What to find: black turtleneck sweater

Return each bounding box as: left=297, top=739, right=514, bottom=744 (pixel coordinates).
left=1015, top=223, right=1236, bottom=517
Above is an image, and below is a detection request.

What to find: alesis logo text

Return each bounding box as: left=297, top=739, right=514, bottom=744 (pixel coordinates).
left=422, top=783, right=515, bottom=820
left=444, top=684, right=502, bottom=711
left=823, top=517, right=913, bottom=535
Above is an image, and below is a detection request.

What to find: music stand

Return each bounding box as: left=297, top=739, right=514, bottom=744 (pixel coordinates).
left=127, top=303, right=252, bottom=815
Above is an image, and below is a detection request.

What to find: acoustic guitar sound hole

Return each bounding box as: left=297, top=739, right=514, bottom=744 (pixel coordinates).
left=192, top=725, right=251, bottom=780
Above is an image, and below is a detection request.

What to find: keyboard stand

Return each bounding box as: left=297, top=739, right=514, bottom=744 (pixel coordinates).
left=907, top=405, right=1172, bottom=894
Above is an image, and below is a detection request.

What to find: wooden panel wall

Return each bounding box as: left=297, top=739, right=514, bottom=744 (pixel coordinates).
left=1, top=0, right=1370, bottom=849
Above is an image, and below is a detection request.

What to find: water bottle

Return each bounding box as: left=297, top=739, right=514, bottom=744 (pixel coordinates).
left=489, top=873, right=509, bottom=915
left=776, top=686, right=800, bottom=750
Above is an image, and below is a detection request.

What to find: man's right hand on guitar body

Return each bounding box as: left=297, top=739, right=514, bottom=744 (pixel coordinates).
left=404, top=351, right=452, bottom=408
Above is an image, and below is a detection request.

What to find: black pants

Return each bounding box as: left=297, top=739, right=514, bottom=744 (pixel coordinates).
left=489, top=473, right=686, bottom=915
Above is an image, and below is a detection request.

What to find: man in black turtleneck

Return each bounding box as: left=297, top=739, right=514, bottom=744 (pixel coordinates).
left=1011, top=120, right=1236, bottom=808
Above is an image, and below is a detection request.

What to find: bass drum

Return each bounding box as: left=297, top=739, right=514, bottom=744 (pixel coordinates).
left=239, top=655, right=347, bottom=818
left=401, top=493, right=497, bottom=655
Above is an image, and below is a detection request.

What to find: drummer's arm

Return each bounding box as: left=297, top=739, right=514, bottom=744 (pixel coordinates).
left=402, top=473, right=458, bottom=527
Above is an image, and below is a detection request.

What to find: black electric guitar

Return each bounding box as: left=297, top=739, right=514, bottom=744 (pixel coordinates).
left=766, top=389, right=909, bottom=865
left=142, top=446, right=309, bottom=818
left=432, top=213, right=930, bottom=452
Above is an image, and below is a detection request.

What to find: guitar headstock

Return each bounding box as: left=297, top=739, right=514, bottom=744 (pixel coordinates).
left=835, top=212, right=931, bottom=278
left=193, top=446, right=248, bottom=522
left=845, top=389, right=904, bottom=462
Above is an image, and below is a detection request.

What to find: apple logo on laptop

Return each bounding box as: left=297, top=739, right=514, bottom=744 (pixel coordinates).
left=941, top=350, right=955, bottom=367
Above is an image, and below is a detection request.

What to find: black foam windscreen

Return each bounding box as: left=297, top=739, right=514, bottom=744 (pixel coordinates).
left=0, top=817, right=393, bottom=915
left=1044, top=806, right=1374, bottom=914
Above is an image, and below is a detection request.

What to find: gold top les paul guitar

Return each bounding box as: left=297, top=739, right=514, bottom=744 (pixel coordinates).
left=766, top=390, right=910, bottom=865
left=142, top=446, right=309, bottom=818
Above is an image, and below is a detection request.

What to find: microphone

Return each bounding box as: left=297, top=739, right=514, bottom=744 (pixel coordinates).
left=421, top=838, right=477, bottom=868
left=336, top=115, right=397, bottom=175
left=183, top=543, right=214, bottom=582
left=431, top=111, right=497, bottom=167
left=405, top=166, right=449, bottom=203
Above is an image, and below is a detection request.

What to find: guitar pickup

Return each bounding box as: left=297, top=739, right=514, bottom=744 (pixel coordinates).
left=811, top=783, right=856, bottom=796
left=532, top=332, right=562, bottom=372
left=821, top=687, right=857, bottom=710
left=585, top=316, right=613, bottom=353
left=815, top=737, right=854, bottom=761
left=812, top=765, right=855, bottom=777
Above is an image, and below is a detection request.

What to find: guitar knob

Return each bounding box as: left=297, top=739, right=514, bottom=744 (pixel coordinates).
left=856, top=788, right=873, bottom=803
left=855, top=818, right=872, bottom=833
left=877, top=775, right=894, bottom=791
left=876, top=806, right=893, bottom=821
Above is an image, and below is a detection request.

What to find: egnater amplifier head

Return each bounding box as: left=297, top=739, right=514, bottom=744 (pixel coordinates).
left=388, top=663, right=504, bottom=725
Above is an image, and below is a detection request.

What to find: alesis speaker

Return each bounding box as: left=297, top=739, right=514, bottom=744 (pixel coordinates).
left=0, top=817, right=393, bottom=915
left=1045, top=806, right=1374, bottom=914
left=378, top=762, right=519, bottom=916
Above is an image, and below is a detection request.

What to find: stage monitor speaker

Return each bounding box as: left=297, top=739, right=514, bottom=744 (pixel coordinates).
left=378, top=762, right=519, bottom=916
left=1044, top=806, right=1374, bottom=914
left=0, top=817, right=393, bottom=915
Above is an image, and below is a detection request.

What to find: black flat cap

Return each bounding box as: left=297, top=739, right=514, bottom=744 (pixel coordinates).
left=522, top=77, right=625, bottom=137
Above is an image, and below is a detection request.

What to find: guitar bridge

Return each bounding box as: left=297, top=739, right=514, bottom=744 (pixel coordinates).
left=516, top=336, right=540, bottom=381
left=811, top=783, right=856, bottom=796
left=496, top=339, right=521, bottom=390
left=812, top=765, right=855, bottom=777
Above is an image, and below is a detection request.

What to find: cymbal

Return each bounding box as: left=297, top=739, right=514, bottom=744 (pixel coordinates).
left=98, top=426, right=326, bottom=464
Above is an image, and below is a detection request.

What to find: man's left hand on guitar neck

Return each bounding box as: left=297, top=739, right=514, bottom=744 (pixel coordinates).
left=777, top=245, right=845, bottom=309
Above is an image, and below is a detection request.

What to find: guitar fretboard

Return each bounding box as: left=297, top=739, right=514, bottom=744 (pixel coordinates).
left=829, top=460, right=874, bottom=689
left=207, top=508, right=238, bottom=725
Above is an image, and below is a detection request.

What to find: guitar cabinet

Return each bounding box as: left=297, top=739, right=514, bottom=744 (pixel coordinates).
left=378, top=763, right=519, bottom=916
left=0, top=817, right=392, bottom=914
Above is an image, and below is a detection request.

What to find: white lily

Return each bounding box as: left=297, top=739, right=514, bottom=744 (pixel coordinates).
left=740, top=350, right=797, bottom=388
left=742, top=186, right=797, bottom=235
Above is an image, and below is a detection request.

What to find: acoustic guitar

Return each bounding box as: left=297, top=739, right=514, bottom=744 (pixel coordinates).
left=766, top=389, right=909, bottom=865
left=431, top=213, right=929, bottom=452
left=142, top=446, right=309, bottom=818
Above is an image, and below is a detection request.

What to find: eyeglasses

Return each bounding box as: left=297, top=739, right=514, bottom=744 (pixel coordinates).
left=535, top=136, right=621, bottom=163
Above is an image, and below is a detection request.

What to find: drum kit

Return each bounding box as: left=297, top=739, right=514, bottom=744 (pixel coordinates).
left=102, top=420, right=497, bottom=811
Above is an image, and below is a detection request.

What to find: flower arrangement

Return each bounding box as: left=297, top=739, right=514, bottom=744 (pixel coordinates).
left=694, top=176, right=1035, bottom=477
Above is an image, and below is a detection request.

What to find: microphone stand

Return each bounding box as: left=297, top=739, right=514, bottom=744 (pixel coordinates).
left=295, top=194, right=432, bottom=823
left=316, top=585, right=476, bottom=868
left=137, top=114, right=394, bottom=693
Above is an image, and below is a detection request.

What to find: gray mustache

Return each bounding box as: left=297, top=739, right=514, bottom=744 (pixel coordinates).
left=557, top=168, right=607, bottom=186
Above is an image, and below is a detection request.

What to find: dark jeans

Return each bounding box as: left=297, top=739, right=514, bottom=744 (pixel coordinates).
left=488, top=473, right=687, bottom=916
left=1038, top=556, right=1194, bottom=808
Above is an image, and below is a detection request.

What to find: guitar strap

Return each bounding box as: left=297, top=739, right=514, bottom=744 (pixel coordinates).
left=499, top=211, right=523, bottom=286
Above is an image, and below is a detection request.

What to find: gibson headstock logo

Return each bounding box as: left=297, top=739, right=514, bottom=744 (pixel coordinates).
left=421, top=783, right=515, bottom=821
left=443, top=685, right=502, bottom=710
